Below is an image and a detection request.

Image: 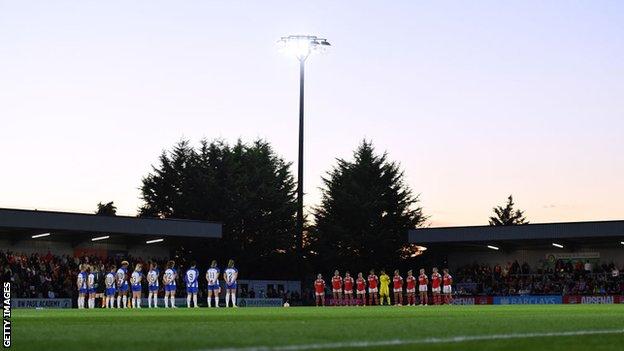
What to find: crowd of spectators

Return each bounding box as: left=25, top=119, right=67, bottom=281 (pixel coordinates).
left=3, top=250, right=623, bottom=301
left=454, top=259, right=623, bottom=296
left=0, top=250, right=303, bottom=304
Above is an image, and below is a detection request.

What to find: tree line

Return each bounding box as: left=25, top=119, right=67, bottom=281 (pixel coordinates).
left=98, top=139, right=528, bottom=279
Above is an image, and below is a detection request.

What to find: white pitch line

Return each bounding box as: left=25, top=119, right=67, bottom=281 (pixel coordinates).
left=201, top=329, right=624, bottom=351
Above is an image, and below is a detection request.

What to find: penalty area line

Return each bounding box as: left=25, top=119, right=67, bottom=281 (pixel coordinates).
left=202, top=329, right=624, bottom=351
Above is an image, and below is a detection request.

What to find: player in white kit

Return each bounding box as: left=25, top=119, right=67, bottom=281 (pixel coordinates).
left=147, top=261, right=159, bottom=308
left=206, top=260, right=220, bottom=308
left=116, top=261, right=130, bottom=308
left=104, top=265, right=116, bottom=308
left=185, top=261, right=200, bottom=308
left=76, top=264, right=87, bottom=309
left=130, top=263, right=143, bottom=308
left=223, top=259, right=238, bottom=308
left=163, top=260, right=177, bottom=308
left=86, top=265, right=96, bottom=309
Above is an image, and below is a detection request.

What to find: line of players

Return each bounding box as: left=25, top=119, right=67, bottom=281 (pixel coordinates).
left=314, top=267, right=453, bottom=306
left=76, top=259, right=239, bottom=309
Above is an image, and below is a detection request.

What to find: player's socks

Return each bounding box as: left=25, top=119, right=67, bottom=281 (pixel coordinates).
left=137, top=297, right=141, bottom=308
left=207, top=296, right=212, bottom=307
left=132, top=298, right=136, bottom=308
left=225, top=292, right=230, bottom=307
left=148, top=293, right=152, bottom=308
left=164, top=296, right=169, bottom=308
left=170, top=296, right=176, bottom=308
left=117, top=296, right=121, bottom=308
left=193, top=294, right=198, bottom=307
left=214, top=295, right=219, bottom=308
left=153, top=295, right=158, bottom=308
left=122, top=295, right=128, bottom=308
left=232, top=294, right=236, bottom=307
left=187, top=295, right=191, bottom=308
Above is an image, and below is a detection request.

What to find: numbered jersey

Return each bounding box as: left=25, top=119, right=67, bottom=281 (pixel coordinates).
left=116, top=268, right=128, bottom=288
left=185, top=268, right=199, bottom=288
left=131, top=271, right=142, bottom=287
left=147, top=269, right=159, bottom=287
left=87, top=273, right=95, bottom=289
left=105, top=273, right=116, bottom=288
left=224, top=268, right=238, bottom=285
left=206, top=267, right=220, bottom=286
left=77, top=272, right=87, bottom=290
left=164, top=268, right=176, bottom=286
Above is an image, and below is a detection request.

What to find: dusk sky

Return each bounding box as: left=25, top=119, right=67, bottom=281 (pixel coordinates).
left=0, top=1, right=622, bottom=227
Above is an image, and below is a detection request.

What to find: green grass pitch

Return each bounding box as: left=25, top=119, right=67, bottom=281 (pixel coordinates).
left=11, top=305, right=624, bottom=351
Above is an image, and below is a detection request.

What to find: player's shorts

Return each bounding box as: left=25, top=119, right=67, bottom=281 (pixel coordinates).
left=226, top=283, right=237, bottom=290
left=105, top=288, right=116, bottom=296
left=315, top=292, right=324, bottom=297
left=432, top=287, right=441, bottom=293
left=443, top=286, right=452, bottom=294
left=165, top=285, right=176, bottom=292
left=149, top=285, right=159, bottom=292
left=368, top=287, right=378, bottom=293
left=131, top=285, right=142, bottom=292
left=332, top=289, right=342, bottom=293
left=356, top=289, right=366, bottom=294
left=406, top=288, right=415, bottom=293
left=419, top=285, right=428, bottom=292
left=187, top=287, right=198, bottom=294
left=87, top=288, right=96, bottom=294
left=78, top=288, right=87, bottom=294
left=393, top=288, right=403, bottom=293
left=344, top=289, right=353, bottom=294
left=208, top=284, right=220, bottom=291
left=118, top=285, right=129, bottom=292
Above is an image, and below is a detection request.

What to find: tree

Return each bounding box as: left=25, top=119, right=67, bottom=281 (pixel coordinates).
left=310, top=140, right=426, bottom=272
left=95, top=201, right=117, bottom=216
left=139, top=139, right=298, bottom=278
left=488, top=195, right=528, bottom=226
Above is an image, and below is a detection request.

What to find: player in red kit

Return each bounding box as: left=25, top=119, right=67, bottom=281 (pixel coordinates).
left=343, top=271, right=354, bottom=306
left=442, top=268, right=453, bottom=304
left=367, top=269, right=379, bottom=305
left=314, top=274, right=325, bottom=306
left=356, top=272, right=366, bottom=306
left=418, top=268, right=428, bottom=306
left=431, top=267, right=442, bottom=305
left=392, top=270, right=403, bottom=306
left=331, top=270, right=343, bottom=306
left=405, top=270, right=416, bottom=306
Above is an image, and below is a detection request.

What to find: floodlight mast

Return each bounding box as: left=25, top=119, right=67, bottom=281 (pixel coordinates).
left=277, top=35, right=330, bottom=263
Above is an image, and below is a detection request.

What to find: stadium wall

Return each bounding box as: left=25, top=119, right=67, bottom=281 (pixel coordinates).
left=447, top=248, right=624, bottom=268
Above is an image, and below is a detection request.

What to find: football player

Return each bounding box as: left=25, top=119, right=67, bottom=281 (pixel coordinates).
left=223, top=259, right=238, bottom=308
left=206, top=260, right=220, bottom=308
left=185, top=261, right=200, bottom=308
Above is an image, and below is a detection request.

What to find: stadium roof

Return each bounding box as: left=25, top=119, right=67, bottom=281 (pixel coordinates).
left=408, top=220, right=624, bottom=250
left=0, top=208, right=222, bottom=243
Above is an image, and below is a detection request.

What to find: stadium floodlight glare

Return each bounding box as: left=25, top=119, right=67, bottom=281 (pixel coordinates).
left=487, top=245, right=499, bottom=251
left=277, top=34, right=330, bottom=264
left=277, top=35, right=330, bottom=61
left=146, top=238, right=164, bottom=244
left=91, top=235, right=110, bottom=242
left=621, top=241, right=624, bottom=245
left=552, top=242, right=564, bottom=249
left=31, top=232, right=51, bottom=239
